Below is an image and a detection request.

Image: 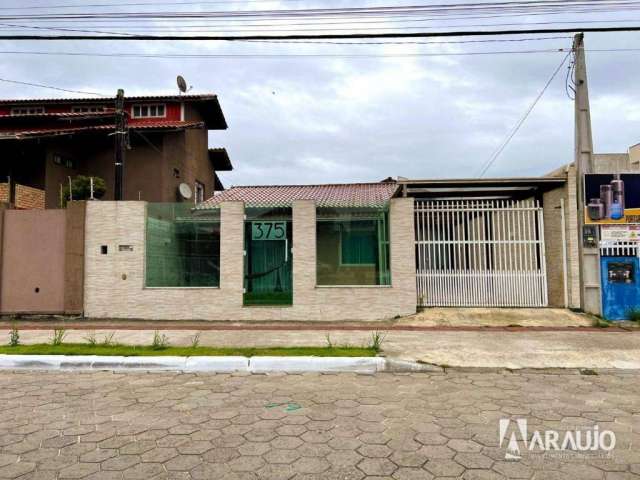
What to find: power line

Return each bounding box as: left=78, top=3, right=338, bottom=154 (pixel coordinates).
left=0, top=10, right=619, bottom=29
left=0, top=0, right=394, bottom=10
left=476, top=51, right=571, bottom=178
left=245, top=35, right=572, bottom=45
left=0, top=36, right=573, bottom=53
left=0, top=48, right=570, bottom=59
left=3, top=5, right=637, bottom=25
left=0, top=77, right=108, bottom=96
left=0, top=25, right=639, bottom=40
left=4, top=2, right=640, bottom=22
left=10, top=0, right=547, bottom=10
left=5, top=18, right=639, bottom=36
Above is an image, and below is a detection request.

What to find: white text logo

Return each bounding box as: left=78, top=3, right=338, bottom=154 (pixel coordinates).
left=499, top=418, right=616, bottom=460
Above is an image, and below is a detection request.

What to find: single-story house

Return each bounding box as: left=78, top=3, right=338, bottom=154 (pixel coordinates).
left=82, top=182, right=417, bottom=321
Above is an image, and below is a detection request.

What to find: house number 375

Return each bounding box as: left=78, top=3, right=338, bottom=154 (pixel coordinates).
left=252, top=221, right=287, bottom=241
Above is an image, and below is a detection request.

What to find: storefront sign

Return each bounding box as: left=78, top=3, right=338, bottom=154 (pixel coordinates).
left=601, top=225, right=640, bottom=242
left=585, top=173, right=640, bottom=224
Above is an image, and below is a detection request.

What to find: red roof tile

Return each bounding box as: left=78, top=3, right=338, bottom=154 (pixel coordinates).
left=0, top=121, right=205, bottom=140
left=0, top=94, right=218, bottom=105
left=199, top=183, right=398, bottom=208
left=0, top=111, right=114, bottom=119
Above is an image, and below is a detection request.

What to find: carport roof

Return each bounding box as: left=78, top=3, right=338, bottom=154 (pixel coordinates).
left=398, top=176, right=566, bottom=200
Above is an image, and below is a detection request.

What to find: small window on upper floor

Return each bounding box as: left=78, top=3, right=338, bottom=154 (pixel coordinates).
left=132, top=104, right=166, bottom=119
left=10, top=106, right=45, bottom=116
left=195, top=181, right=205, bottom=203
left=53, top=153, right=77, bottom=169
left=71, top=106, right=106, bottom=113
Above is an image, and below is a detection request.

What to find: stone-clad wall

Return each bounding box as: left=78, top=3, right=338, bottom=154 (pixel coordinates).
left=543, top=187, right=568, bottom=308
left=84, top=199, right=417, bottom=321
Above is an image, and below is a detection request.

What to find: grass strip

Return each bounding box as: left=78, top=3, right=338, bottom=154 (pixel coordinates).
left=0, top=344, right=376, bottom=357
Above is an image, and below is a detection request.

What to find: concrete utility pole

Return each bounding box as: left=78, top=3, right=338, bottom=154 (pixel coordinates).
left=573, top=33, right=601, bottom=314
left=114, top=89, right=126, bottom=201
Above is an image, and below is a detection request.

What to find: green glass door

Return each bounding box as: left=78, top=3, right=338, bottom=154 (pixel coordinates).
left=244, top=209, right=292, bottom=306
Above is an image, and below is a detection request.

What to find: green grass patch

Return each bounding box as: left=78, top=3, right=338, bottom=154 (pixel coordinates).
left=626, top=308, right=640, bottom=323
left=243, top=291, right=293, bottom=306
left=0, top=344, right=376, bottom=357
left=592, top=317, right=612, bottom=328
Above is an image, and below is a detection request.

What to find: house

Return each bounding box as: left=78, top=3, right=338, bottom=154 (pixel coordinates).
left=80, top=182, right=416, bottom=321
left=0, top=94, right=232, bottom=208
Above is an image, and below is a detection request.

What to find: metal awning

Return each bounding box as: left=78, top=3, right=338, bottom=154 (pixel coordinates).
left=398, top=177, right=566, bottom=200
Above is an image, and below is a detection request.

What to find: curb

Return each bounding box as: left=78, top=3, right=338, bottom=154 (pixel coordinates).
left=1, top=355, right=637, bottom=374
left=0, top=355, right=386, bottom=373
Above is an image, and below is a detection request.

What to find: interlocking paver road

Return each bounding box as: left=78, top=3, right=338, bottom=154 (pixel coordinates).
left=0, top=370, right=638, bottom=479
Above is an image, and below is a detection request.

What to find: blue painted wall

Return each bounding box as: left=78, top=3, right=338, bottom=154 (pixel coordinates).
left=600, top=256, right=640, bottom=320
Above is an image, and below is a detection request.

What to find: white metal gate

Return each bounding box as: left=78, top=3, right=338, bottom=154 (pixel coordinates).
left=415, top=199, right=548, bottom=307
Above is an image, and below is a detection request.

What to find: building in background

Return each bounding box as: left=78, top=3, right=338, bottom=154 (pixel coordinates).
left=0, top=94, right=231, bottom=208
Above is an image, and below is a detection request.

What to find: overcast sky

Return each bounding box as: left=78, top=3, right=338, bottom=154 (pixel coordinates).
left=1, top=0, right=639, bottom=186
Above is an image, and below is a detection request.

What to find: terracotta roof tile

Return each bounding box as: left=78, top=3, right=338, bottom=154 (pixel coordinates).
left=0, top=94, right=218, bottom=105
left=198, top=182, right=398, bottom=209
left=0, top=111, right=114, bottom=119
left=0, top=121, right=204, bottom=140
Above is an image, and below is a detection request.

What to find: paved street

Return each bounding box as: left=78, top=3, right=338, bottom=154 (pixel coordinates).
left=0, top=370, right=638, bottom=480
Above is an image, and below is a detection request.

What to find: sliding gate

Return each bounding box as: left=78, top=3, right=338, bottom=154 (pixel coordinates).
left=415, top=199, right=548, bottom=307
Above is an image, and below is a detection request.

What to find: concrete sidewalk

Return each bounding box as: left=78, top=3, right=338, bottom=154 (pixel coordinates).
left=2, top=327, right=639, bottom=370
left=401, top=307, right=595, bottom=327
left=0, top=308, right=600, bottom=330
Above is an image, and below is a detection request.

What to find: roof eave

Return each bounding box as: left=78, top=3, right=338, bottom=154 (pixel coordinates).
left=208, top=147, right=233, bottom=171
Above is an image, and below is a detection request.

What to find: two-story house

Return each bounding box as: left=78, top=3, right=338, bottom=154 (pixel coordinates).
left=0, top=93, right=231, bottom=208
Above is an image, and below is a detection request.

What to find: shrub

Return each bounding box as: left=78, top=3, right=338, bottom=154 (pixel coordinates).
left=627, top=308, right=640, bottom=323
left=190, top=332, right=201, bottom=349
left=102, top=332, right=116, bottom=346
left=325, top=333, right=333, bottom=349
left=62, top=175, right=106, bottom=207
left=51, top=328, right=66, bottom=346
left=83, top=331, right=97, bottom=346
left=8, top=324, right=19, bottom=347
left=151, top=331, right=169, bottom=350
left=370, top=331, right=387, bottom=353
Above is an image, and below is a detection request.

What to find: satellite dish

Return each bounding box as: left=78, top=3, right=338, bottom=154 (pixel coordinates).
left=177, top=75, right=188, bottom=94
left=178, top=183, right=192, bottom=200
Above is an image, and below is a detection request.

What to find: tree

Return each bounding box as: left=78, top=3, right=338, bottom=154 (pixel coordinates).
left=62, top=175, right=106, bottom=207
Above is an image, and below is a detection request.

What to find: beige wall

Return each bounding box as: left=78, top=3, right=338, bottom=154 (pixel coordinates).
left=84, top=199, right=416, bottom=321
left=0, top=209, right=66, bottom=313
left=592, top=153, right=635, bottom=173
left=545, top=166, right=581, bottom=309
left=543, top=188, right=568, bottom=308
left=628, top=145, right=640, bottom=170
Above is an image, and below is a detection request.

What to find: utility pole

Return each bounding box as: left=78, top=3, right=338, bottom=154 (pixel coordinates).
left=114, top=89, right=127, bottom=201
left=573, top=33, right=600, bottom=314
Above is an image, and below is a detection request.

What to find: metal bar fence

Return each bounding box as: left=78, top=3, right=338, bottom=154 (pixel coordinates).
left=599, top=241, right=639, bottom=257
left=415, top=199, right=548, bottom=307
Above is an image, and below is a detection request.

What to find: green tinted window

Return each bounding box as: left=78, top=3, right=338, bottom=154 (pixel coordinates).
left=244, top=208, right=293, bottom=306
left=317, top=207, right=390, bottom=286
left=145, top=203, right=220, bottom=287
left=341, top=221, right=378, bottom=265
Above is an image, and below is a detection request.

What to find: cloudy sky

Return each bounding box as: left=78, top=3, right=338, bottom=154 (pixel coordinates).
left=1, top=0, right=639, bottom=186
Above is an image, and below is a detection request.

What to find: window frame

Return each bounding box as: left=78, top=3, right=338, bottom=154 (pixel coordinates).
left=52, top=153, right=77, bottom=169
left=10, top=106, right=45, bottom=116
left=195, top=181, right=205, bottom=203
left=132, top=104, right=166, bottom=119
left=315, top=206, right=391, bottom=287
left=338, top=221, right=378, bottom=267
left=144, top=203, right=221, bottom=289
left=71, top=106, right=106, bottom=113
